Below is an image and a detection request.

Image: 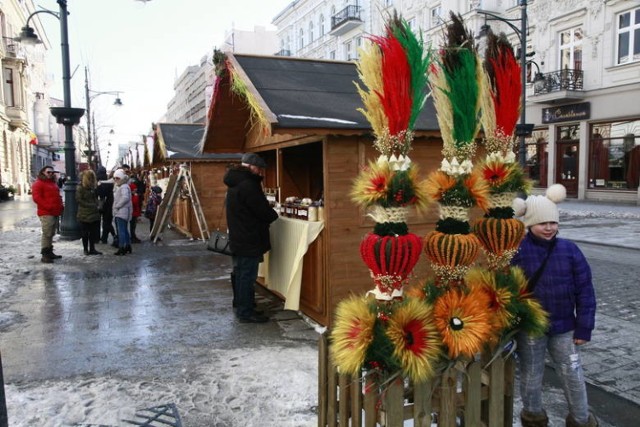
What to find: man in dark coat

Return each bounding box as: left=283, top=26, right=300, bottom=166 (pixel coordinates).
left=223, top=153, right=278, bottom=323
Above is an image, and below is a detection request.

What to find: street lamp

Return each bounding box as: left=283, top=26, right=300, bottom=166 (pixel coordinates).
left=18, top=0, right=84, bottom=240
left=476, top=0, right=532, bottom=169
left=84, top=66, right=122, bottom=169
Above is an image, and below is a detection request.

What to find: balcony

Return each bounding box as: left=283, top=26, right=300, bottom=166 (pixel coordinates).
left=530, top=68, right=586, bottom=104
left=6, top=106, right=27, bottom=128
left=330, top=5, right=362, bottom=36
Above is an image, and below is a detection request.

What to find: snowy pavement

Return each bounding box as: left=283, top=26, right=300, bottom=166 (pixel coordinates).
left=1, top=196, right=638, bottom=426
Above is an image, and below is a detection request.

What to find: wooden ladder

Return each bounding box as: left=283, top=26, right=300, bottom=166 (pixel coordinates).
left=150, top=165, right=209, bottom=243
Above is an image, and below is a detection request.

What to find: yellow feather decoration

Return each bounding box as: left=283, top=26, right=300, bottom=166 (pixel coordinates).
left=330, top=296, right=377, bottom=375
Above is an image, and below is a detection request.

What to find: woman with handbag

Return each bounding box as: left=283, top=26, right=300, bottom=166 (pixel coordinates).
left=512, top=184, right=598, bottom=427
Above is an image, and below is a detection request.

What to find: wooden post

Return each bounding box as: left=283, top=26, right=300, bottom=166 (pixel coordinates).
left=464, top=360, right=482, bottom=426
left=380, top=378, right=404, bottom=426
left=412, top=380, right=433, bottom=427
left=318, top=335, right=328, bottom=427
left=439, top=367, right=458, bottom=427
left=488, top=357, right=505, bottom=426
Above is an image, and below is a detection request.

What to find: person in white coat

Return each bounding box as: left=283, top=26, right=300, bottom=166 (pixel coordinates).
left=112, top=169, right=132, bottom=255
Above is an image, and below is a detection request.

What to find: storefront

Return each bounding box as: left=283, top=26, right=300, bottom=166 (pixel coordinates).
left=526, top=96, right=640, bottom=204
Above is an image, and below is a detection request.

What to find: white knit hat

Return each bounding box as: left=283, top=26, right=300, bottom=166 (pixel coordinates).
left=512, top=184, right=567, bottom=227
left=113, top=169, right=127, bottom=180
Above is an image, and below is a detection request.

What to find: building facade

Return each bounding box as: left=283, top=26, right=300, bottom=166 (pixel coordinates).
left=271, top=0, right=640, bottom=203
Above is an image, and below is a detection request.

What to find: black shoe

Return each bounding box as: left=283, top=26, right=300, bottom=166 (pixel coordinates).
left=125, top=245, right=132, bottom=254
left=100, top=239, right=108, bottom=244
left=41, top=256, right=54, bottom=264
left=114, top=248, right=126, bottom=256
left=84, top=249, right=89, bottom=255
left=238, top=313, right=269, bottom=323
left=88, top=249, right=103, bottom=255
left=131, top=237, right=141, bottom=243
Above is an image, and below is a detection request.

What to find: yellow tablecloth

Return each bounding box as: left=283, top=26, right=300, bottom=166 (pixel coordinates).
left=259, top=217, right=324, bottom=310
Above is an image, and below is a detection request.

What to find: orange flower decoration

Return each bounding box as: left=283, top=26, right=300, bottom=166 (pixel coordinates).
left=424, top=170, right=456, bottom=203
left=434, top=288, right=493, bottom=359
left=463, top=169, right=490, bottom=212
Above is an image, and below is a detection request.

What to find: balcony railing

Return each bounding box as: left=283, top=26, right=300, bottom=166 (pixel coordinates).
left=533, top=69, right=584, bottom=95
left=331, top=5, right=362, bottom=30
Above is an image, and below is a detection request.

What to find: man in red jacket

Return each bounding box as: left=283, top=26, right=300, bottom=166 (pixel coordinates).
left=32, top=166, right=64, bottom=263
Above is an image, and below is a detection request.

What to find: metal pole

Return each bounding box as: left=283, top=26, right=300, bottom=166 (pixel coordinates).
left=84, top=67, right=93, bottom=170
left=58, top=0, right=81, bottom=240
left=518, top=0, right=528, bottom=169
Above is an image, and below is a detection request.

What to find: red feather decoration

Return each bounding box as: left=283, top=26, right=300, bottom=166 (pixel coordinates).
left=369, top=33, right=413, bottom=136
left=488, top=41, right=522, bottom=136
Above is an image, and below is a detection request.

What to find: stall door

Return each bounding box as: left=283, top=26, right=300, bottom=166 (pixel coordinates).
left=556, top=141, right=579, bottom=197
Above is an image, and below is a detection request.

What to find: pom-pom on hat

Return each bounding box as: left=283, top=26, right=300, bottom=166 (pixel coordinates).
left=513, top=184, right=566, bottom=227
left=241, top=152, right=267, bottom=169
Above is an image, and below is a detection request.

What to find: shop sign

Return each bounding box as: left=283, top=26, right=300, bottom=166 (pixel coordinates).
left=542, top=102, right=590, bottom=124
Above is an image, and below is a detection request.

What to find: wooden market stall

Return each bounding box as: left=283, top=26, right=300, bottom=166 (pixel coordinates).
left=152, top=122, right=242, bottom=239
left=201, top=53, right=444, bottom=326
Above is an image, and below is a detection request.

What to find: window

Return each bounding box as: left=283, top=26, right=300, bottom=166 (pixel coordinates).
left=589, top=121, right=640, bottom=190
left=319, top=14, right=325, bottom=37
left=309, top=21, right=314, bottom=44
left=407, top=18, right=416, bottom=31
left=430, top=5, right=442, bottom=28
left=3, top=67, right=14, bottom=107
left=345, top=41, right=353, bottom=60
left=559, top=26, right=583, bottom=70
left=330, top=50, right=336, bottom=60
left=616, top=8, right=640, bottom=64
left=299, top=28, right=304, bottom=50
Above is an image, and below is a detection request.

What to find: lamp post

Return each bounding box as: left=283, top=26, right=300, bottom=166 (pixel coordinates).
left=19, top=0, right=84, bottom=240
left=84, top=66, right=122, bottom=170
left=477, top=0, right=531, bottom=169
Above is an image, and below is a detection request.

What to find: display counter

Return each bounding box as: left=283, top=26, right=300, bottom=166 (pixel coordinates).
left=259, top=216, right=325, bottom=310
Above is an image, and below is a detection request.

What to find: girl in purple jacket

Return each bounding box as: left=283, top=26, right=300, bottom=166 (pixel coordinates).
left=512, top=184, right=598, bottom=427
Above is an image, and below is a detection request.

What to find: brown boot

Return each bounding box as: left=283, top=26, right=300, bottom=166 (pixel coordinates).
left=566, top=413, right=599, bottom=427
left=521, top=410, right=549, bottom=427
left=40, top=248, right=54, bottom=264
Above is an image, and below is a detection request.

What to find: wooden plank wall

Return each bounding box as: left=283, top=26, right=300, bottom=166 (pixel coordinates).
left=323, top=135, right=444, bottom=327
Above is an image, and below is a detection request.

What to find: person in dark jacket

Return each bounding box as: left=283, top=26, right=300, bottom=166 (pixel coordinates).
left=76, top=169, right=102, bottom=255
left=31, top=165, right=64, bottom=263
left=512, top=184, right=598, bottom=427
left=96, top=167, right=116, bottom=244
left=223, top=153, right=278, bottom=323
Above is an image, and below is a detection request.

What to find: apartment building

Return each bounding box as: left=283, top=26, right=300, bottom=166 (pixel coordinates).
left=272, top=0, right=640, bottom=203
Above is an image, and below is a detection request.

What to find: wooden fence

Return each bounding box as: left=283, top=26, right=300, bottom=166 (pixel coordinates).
left=318, top=333, right=515, bottom=427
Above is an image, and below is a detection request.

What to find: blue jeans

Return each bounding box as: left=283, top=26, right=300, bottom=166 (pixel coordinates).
left=232, top=255, right=261, bottom=319
left=517, top=331, right=590, bottom=424
left=114, top=217, right=130, bottom=248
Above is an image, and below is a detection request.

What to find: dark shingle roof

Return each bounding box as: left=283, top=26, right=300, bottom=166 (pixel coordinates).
left=157, top=123, right=241, bottom=160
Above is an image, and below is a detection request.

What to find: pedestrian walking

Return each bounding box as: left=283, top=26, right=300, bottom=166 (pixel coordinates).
left=223, top=153, right=279, bottom=323
left=76, top=169, right=102, bottom=256
left=31, top=166, right=64, bottom=263
left=512, top=184, right=598, bottom=427
left=96, top=167, right=116, bottom=244
left=112, top=169, right=132, bottom=256
left=129, top=181, right=142, bottom=243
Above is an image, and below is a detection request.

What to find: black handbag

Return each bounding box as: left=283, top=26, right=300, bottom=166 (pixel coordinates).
left=208, top=230, right=232, bottom=255
left=207, top=195, right=233, bottom=255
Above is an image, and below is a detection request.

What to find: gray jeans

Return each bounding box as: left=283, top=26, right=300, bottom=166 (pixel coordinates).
left=517, top=331, right=590, bottom=424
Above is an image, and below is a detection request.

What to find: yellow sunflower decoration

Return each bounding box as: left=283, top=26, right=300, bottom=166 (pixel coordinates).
left=386, top=298, right=442, bottom=382
left=330, top=296, right=377, bottom=375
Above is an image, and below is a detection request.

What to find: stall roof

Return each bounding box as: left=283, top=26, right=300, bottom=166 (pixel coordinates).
left=157, top=123, right=242, bottom=161
left=201, top=53, right=439, bottom=153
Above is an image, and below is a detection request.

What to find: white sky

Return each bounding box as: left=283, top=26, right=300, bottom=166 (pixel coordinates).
left=38, top=0, right=292, bottom=165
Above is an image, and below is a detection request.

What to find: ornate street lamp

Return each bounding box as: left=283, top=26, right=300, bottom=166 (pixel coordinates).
left=476, top=0, right=532, bottom=169
left=84, top=66, right=122, bottom=169
left=18, top=0, right=85, bottom=240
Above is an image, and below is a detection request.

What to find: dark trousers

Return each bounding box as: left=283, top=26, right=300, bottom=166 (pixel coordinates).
left=232, top=255, right=261, bottom=319
left=79, top=220, right=100, bottom=251
left=130, top=217, right=138, bottom=239
left=100, top=212, right=116, bottom=242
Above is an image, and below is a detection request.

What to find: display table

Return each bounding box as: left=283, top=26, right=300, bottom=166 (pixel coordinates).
left=259, top=216, right=324, bottom=310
